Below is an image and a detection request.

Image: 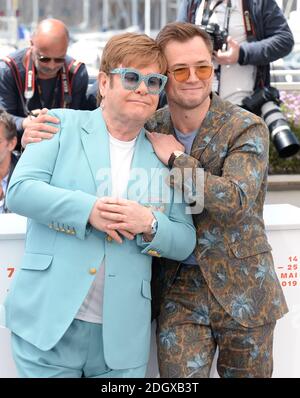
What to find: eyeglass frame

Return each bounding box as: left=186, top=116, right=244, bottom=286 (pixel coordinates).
left=167, top=64, right=213, bottom=82
left=110, top=67, right=168, bottom=95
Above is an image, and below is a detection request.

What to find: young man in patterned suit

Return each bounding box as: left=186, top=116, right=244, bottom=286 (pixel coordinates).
left=146, top=22, right=288, bottom=378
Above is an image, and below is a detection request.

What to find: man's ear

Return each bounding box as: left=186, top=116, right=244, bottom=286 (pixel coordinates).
left=98, top=71, right=109, bottom=98
left=8, top=137, right=17, bottom=152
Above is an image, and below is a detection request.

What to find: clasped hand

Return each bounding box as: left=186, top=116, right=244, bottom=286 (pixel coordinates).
left=88, top=197, right=154, bottom=244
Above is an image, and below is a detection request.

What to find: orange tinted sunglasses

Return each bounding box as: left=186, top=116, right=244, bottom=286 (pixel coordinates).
left=168, top=64, right=213, bottom=82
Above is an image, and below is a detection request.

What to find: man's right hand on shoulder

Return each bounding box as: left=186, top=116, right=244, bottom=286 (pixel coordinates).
left=21, top=108, right=60, bottom=148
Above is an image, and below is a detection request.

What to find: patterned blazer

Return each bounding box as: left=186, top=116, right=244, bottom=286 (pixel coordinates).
left=147, top=93, right=288, bottom=327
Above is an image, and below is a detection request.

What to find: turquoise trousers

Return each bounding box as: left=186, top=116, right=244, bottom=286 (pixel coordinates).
left=11, top=319, right=147, bottom=378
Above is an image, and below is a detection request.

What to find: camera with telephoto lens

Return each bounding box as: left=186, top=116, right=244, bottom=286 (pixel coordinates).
left=242, top=86, right=300, bottom=158
left=202, top=22, right=228, bottom=52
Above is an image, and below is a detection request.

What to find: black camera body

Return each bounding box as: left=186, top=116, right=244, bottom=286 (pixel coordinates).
left=202, top=22, right=228, bottom=52
left=242, top=87, right=300, bottom=158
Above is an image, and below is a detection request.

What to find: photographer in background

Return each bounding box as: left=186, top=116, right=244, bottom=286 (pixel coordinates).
left=0, top=19, right=91, bottom=150
left=178, top=0, right=299, bottom=157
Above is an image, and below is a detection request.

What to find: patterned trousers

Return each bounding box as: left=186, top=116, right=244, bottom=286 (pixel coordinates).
left=156, top=263, right=276, bottom=378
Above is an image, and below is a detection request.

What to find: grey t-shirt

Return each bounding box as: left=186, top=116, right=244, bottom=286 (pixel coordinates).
left=174, top=127, right=198, bottom=265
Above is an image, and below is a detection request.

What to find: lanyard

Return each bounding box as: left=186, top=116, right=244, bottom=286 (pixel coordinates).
left=24, top=51, right=35, bottom=102
left=200, top=0, right=226, bottom=27
left=242, top=0, right=256, bottom=42
left=188, top=0, right=201, bottom=23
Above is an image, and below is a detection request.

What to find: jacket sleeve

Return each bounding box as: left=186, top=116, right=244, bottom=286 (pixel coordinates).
left=239, top=0, right=294, bottom=66
left=85, top=81, right=98, bottom=111
left=0, top=60, right=26, bottom=136
left=136, top=200, right=196, bottom=262
left=70, top=63, right=90, bottom=110
left=6, top=110, right=97, bottom=240
left=170, top=121, right=269, bottom=225
left=177, top=0, right=189, bottom=22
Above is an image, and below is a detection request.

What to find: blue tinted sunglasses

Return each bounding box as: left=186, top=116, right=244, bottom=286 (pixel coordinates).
left=110, top=68, right=167, bottom=95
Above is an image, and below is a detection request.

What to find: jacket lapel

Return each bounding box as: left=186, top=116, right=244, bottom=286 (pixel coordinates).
left=80, top=108, right=112, bottom=195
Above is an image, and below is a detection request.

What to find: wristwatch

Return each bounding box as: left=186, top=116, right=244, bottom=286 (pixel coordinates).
left=150, top=216, right=158, bottom=235
left=168, top=150, right=185, bottom=168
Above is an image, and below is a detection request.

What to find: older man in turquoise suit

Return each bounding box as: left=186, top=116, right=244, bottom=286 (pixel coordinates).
left=3, top=32, right=196, bottom=378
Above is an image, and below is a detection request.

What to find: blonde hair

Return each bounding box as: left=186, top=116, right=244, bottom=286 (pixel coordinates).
left=156, top=22, right=213, bottom=55
left=97, top=32, right=167, bottom=104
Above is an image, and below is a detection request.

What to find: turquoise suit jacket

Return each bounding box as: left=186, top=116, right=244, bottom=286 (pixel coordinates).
left=4, top=108, right=196, bottom=370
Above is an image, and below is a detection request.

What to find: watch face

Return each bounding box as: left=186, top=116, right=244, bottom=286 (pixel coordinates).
left=151, top=219, right=158, bottom=234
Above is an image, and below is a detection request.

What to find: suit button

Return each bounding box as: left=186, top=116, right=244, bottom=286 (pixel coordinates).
left=89, top=268, right=97, bottom=275
left=147, top=249, right=161, bottom=257
left=106, top=235, right=113, bottom=242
